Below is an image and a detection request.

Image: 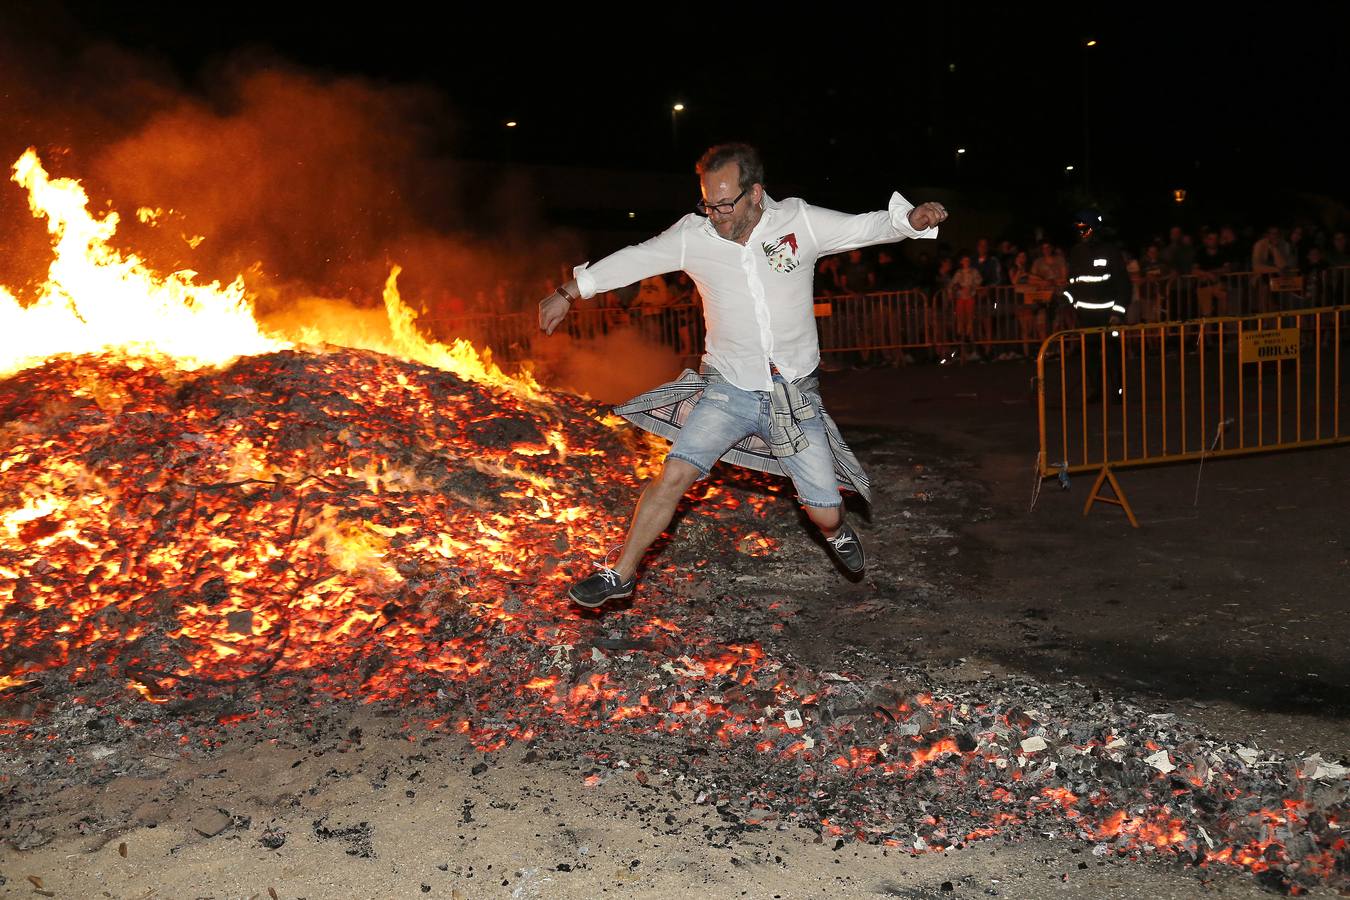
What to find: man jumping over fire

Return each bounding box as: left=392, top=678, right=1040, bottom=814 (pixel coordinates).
left=538, top=143, right=947, bottom=609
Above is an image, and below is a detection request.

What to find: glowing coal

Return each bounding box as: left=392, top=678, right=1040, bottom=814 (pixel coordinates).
left=0, top=348, right=636, bottom=702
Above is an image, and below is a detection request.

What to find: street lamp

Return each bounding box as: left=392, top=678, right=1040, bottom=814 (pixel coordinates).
left=671, top=102, right=685, bottom=150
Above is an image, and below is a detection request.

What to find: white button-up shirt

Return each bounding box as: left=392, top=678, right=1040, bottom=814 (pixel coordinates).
left=573, top=192, right=938, bottom=392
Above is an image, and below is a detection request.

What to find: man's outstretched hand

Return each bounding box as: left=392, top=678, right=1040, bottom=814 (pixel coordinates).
left=539, top=291, right=570, bottom=335
left=908, top=201, right=949, bottom=231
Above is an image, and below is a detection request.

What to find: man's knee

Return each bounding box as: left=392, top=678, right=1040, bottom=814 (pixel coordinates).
left=656, top=457, right=702, bottom=495
left=805, top=502, right=843, bottom=531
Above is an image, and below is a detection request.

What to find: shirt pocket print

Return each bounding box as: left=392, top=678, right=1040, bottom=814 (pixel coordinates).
left=761, top=233, right=801, bottom=274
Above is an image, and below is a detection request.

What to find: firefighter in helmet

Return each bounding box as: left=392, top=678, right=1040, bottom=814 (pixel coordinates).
left=1064, top=209, right=1130, bottom=401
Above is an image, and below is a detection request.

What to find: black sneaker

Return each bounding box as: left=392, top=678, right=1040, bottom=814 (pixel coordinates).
left=825, top=522, right=866, bottom=575
left=568, top=564, right=636, bottom=609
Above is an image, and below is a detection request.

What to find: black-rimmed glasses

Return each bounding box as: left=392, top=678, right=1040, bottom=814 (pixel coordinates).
left=695, top=188, right=747, bottom=217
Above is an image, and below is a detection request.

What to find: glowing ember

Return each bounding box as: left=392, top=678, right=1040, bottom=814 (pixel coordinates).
left=0, top=346, right=697, bottom=707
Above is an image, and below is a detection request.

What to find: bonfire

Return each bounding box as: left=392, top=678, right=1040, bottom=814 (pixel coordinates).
left=1, top=151, right=1345, bottom=895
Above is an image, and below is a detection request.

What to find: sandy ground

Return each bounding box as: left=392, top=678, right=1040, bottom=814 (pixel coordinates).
left=4, top=361, right=1348, bottom=899
left=0, top=708, right=1303, bottom=900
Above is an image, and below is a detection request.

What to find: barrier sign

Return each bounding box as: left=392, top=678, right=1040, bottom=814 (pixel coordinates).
left=1016, top=287, right=1054, bottom=304
left=1269, top=275, right=1305, bottom=292
left=813, top=302, right=833, bottom=318
left=1240, top=327, right=1300, bottom=363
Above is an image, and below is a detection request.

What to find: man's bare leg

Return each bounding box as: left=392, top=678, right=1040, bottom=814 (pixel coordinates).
left=610, top=458, right=703, bottom=580
left=803, top=502, right=843, bottom=537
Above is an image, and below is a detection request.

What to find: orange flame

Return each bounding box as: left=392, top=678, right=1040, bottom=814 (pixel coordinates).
left=2, top=149, right=284, bottom=376
left=1, top=150, right=543, bottom=402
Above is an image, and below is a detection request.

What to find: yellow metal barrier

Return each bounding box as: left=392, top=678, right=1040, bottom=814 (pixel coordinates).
left=1036, top=306, right=1350, bottom=525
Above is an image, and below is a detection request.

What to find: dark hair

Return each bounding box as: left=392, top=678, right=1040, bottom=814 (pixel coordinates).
left=696, top=143, right=764, bottom=192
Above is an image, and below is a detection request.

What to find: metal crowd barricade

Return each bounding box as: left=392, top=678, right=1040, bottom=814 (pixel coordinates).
left=1158, top=267, right=1350, bottom=323
left=924, top=286, right=1056, bottom=357
left=426, top=304, right=709, bottom=368
left=417, top=268, right=1350, bottom=371
left=418, top=312, right=529, bottom=359
left=1036, top=305, right=1349, bottom=526
left=1324, top=266, right=1350, bottom=307
left=812, top=290, right=933, bottom=359
left=634, top=303, right=707, bottom=362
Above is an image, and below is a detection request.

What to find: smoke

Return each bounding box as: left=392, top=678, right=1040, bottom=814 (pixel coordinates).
left=0, top=14, right=702, bottom=407
left=0, top=20, right=578, bottom=346
left=531, top=325, right=687, bottom=404
left=0, top=27, right=183, bottom=292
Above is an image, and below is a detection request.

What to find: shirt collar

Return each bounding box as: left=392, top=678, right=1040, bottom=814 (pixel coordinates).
left=749, top=193, right=778, bottom=241
left=759, top=193, right=781, bottom=223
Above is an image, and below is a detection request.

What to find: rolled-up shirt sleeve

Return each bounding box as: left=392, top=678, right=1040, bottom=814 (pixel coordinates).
left=804, top=191, right=939, bottom=256
left=573, top=219, right=688, bottom=299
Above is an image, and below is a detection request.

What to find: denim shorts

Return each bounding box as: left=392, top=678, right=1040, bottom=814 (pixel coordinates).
left=666, top=376, right=842, bottom=509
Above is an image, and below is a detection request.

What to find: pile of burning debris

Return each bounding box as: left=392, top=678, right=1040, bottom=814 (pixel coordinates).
left=1, top=346, right=1346, bottom=895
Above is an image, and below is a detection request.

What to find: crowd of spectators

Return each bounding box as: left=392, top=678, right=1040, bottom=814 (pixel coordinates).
left=422, top=219, right=1350, bottom=365
left=857, top=220, right=1349, bottom=360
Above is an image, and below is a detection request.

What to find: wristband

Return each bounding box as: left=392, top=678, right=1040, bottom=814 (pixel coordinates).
left=556, top=285, right=577, bottom=304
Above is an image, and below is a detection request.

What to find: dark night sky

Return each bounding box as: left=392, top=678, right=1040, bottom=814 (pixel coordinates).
left=6, top=3, right=1350, bottom=239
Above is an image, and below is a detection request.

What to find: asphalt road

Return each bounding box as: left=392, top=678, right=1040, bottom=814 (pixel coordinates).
left=824, top=359, right=1350, bottom=757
